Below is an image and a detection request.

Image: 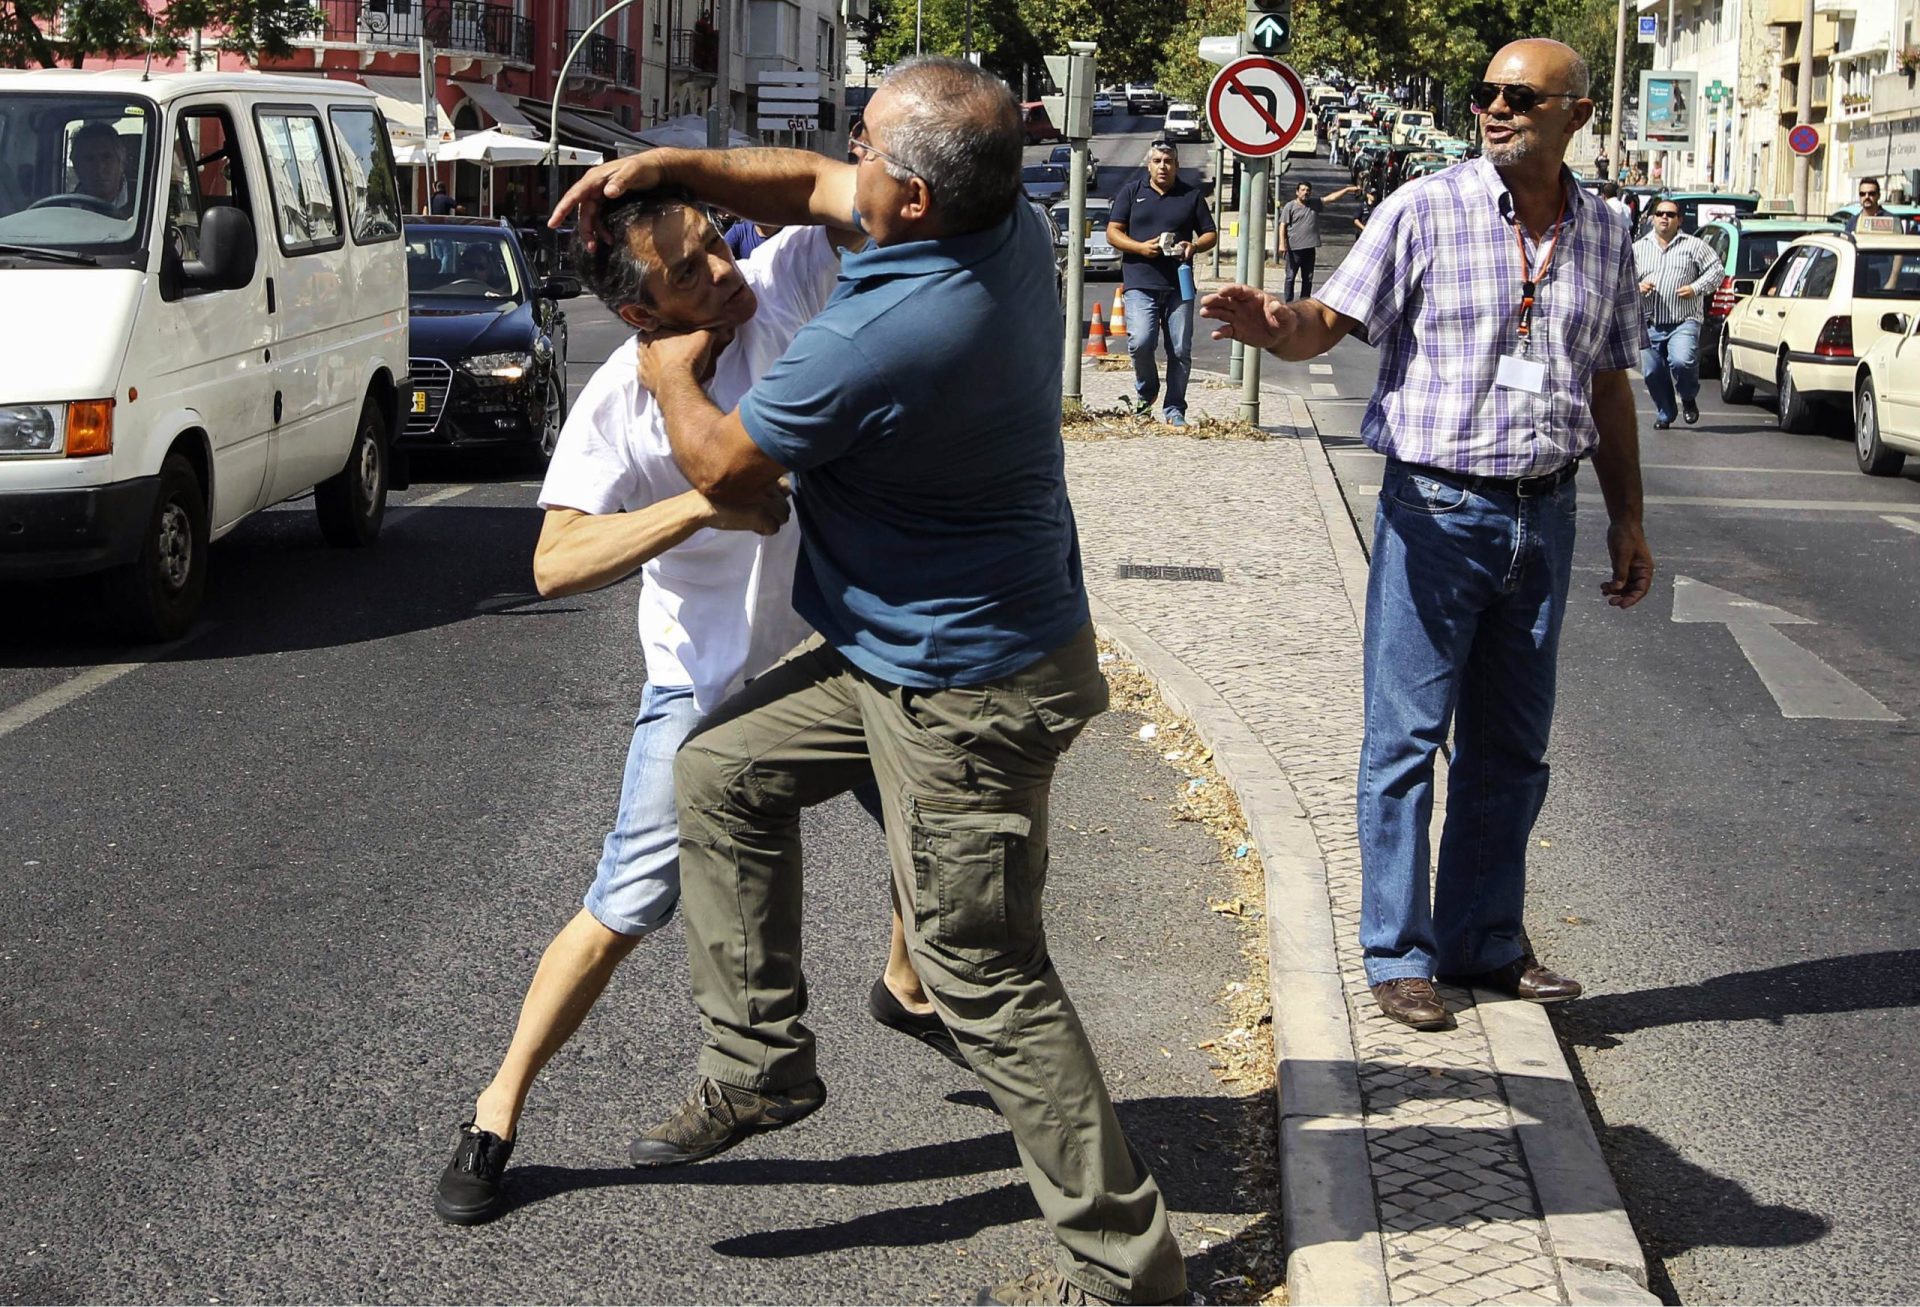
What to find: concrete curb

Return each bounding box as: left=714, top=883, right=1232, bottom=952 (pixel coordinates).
left=1084, top=595, right=1391, bottom=1306
left=1284, top=394, right=1660, bottom=1306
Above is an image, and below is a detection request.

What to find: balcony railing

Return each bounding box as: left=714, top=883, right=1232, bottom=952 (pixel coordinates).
left=616, top=44, right=635, bottom=85
left=304, top=0, right=532, bottom=62
left=668, top=26, right=719, bottom=77
left=563, top=29, right=622, bottom=80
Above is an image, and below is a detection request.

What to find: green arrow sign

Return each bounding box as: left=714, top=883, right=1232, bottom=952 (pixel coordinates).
left=1249, top=12, right=1290, bottom=53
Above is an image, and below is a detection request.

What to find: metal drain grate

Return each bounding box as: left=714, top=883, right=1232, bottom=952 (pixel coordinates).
left=1116, top=562, right=1225, bottom=583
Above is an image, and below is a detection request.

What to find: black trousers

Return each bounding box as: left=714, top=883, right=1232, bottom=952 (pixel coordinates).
left=1285, top=248, right=1317, bottom=302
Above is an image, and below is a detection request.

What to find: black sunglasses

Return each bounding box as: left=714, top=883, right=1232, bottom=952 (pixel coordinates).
left=1652, top=209, right=1681, bottom=218
left=1470, top=80, right=1578, bottom=115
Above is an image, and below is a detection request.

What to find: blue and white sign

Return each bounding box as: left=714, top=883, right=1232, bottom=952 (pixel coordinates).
left=1637, top=15, right=1658, bottom=43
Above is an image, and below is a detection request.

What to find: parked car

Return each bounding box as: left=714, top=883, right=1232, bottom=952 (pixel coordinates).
left=0, top=69, right=409, bottom=640
left=1021, top=163, right=1068, bottom=204
left=1051, top=197, right=1120, bottom=278
left=1694, top=214, right=1842, bottom=377
left=1851, top=304, right=1920, bottom=474
left=1637, top=189, right=1759, bottom=237
left=1162, top=102, right=1204, bottom=143
left=1389, top=109, right=1435, bottom=145
left=1720, top=230, right=1920, bottom=431
left=1048, top=143, right=1097, bottom=189
left=400, top=216, right=576, bottom=460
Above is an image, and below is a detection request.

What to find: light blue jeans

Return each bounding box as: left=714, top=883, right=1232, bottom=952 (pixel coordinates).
left=1356, top=460, right=1578, bottom=984
left=1124, top=287, right=1193, bottom=421
left=1640, top=318, right=1701, bottom=425
left=584, top=681, right=703, bottom=936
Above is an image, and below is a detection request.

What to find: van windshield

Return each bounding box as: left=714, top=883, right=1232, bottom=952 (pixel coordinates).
left=0, top=93, right=156, bottom=258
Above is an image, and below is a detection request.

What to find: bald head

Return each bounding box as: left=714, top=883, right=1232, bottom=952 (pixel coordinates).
left=870, top=55, right=1023, bottom=235
left=1486, top=39, right=1590, bottom=99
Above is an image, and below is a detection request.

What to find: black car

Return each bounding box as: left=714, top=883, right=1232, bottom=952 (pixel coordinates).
left=401, top=216, right=579, bottom=459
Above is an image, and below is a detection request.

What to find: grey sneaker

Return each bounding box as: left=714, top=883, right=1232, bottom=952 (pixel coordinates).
left=628, top=1075, right=826, bottom=1168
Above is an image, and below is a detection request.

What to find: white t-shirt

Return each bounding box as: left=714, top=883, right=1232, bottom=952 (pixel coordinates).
left=538, top=225, right=840, bottom=712
left=1605, top=196, right=1633, bottom=226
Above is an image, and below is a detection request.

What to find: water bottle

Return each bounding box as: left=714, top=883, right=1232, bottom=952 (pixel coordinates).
left=1177, top=260, right=1196, bottom=303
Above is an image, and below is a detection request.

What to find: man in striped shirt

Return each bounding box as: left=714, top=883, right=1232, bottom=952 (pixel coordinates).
left=1633, top=199, right=1724, bottom=427
left=1200, top=38, right=1654, bottom=1031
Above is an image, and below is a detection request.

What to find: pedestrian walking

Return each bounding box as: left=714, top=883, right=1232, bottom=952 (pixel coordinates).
left=1633, top=198, right=1722, bottom=428
left=553, top=55, right=1186, bottom=1307
left=1594, top=148, right=1611, bottom=181
left=1599, top=180, right=1632, bottom=227
left=1354, top=187, right=1380, bottom=232
left=1105, top=138, right=1218, bottom=427
left=430, top=194, right=937, bottom=1227
left=1277, top=178, right=1362, bottom=301
left=1199, top=38, right=1653, bottom=1032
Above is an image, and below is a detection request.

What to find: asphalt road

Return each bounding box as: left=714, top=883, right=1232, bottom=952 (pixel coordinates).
left=0, top=284, right=1269, bottom=1300
left=1282, top=151, right=1920, bottom=1305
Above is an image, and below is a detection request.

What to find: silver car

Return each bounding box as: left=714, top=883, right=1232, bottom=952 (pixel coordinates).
left=1050, top=198, right=1121, bottom=278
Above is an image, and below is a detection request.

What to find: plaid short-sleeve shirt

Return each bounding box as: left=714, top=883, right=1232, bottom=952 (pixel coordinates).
left=1316, top=157, right=1646, bottom=478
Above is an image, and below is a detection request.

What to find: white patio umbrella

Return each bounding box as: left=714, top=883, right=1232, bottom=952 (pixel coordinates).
left=437, top=128, right=602, bottom=167
left=634, top=114, right=755, bottom=150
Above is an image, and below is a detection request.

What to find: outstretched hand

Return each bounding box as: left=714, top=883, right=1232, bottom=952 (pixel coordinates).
left=1198, top=284, right=1294, bottom=350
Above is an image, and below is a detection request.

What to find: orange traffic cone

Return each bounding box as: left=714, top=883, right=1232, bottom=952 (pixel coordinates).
left=1108, top=294, right=1128, bottom=341
left=1084, top=303, right=1110, bottom=357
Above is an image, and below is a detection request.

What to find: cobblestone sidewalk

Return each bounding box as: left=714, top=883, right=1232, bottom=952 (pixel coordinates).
left=1064, top=361, right=1656, bottom=1306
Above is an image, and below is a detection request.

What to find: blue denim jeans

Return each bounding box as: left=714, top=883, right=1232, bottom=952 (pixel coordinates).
left=1357, top=460, right=1578, bottom=984
left=1640, top=318, right=1701, bottom=425
left=585, top=680, right=704, bottom=936
left=1124, top=287, right=1193, bottom=421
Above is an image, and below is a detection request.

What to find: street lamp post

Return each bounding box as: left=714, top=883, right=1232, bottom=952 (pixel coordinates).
left=547, top=0, right=643, bottom=265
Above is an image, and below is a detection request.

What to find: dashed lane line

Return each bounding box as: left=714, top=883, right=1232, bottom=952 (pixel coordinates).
left=0, top=625, right=219, bottom=743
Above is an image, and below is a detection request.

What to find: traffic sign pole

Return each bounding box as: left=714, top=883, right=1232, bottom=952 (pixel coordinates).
left=1240, top=157, right=1268, bottom=422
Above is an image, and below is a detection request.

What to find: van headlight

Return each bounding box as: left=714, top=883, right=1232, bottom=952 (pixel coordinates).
left=462, top=352, right=533, bottom=383
left=0, top=403, right=64, bottom=454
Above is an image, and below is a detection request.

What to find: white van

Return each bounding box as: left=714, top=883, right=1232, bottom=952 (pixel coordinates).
left=0, top=69, right=409, bottom=640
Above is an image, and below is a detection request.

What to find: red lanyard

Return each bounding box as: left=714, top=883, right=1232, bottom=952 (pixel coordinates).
left=1513, top=193, right=1570, bottom=340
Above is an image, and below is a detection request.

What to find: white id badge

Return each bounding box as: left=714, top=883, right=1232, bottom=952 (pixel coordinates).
left=1496, top=354, right=1547, bottom=394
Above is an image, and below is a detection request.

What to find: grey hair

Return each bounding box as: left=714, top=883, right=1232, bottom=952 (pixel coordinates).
left=1567, top=52, right=1591, bottom=98
left=1147, top=139, right=1178, bottom=164
left=876, top=55, right=1023, bottom=235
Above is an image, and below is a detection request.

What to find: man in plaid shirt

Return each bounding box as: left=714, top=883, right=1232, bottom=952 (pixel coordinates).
left=1201, top=39, right=1654, bottom=1031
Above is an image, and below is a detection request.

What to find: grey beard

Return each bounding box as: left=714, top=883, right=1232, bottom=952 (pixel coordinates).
left=1482, top=135, right=1536, bottom=167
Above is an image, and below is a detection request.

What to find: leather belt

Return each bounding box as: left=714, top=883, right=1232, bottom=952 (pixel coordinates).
left=1398, top=459, right=1580, bottom=497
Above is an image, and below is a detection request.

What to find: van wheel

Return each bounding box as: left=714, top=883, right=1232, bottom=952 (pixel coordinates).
left=1718, top=332, right=1753, bottom=404
left=1857, top=379, right=1906, bottom=475
left=316, top=398, right=389, bottom=547
left=103, top=452, right=208, bottom=643
left=1776, top=357, right=1817, bottom=433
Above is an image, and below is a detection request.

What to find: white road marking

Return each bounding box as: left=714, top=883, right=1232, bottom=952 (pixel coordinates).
left=1312, top=383, right=1339, bottom=396
left=1329, top=450, right=1383, bottom=458
left=1640, top=463, right=1865, bottom=476
left=1671, top=576, right=1898, bottom=722
left=1353, top=488, right=1920, bottom=512
left=0, top=626, right=219, bottom=743
left=1881, top=514, right=1920, bottom=534
left=404, top=485, right=475, bottom=509
left=1310, top=363, right=1334, bottom=374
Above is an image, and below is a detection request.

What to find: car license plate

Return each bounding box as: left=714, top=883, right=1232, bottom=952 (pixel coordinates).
left=411, top=390, right=428, bottom=414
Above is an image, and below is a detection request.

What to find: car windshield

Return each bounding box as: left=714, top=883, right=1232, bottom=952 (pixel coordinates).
left=1853, top=248, right=1920, bottom=299
left=406, top=230, right=522, bottom=301
left=1736, top=232, right=1822, bottom=277
left=0, top=92, right=157, bottom=257
left=1023, top=165, right=1065, bottom=184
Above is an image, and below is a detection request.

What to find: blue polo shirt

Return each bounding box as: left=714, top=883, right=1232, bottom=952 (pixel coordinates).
left=737, top=203, right=1088, bottom=689
left=1109, top=174, right=1215, bottom=293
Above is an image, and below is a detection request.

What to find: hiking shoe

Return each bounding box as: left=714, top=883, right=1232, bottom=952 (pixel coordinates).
left=434, top=1121, right=514, bottom=1226
left=975, top=1266, right=1187, bottom=1305
left=628, top=1075, right=826, bottom=1168
left=869, top=975, right=967, bottom=1068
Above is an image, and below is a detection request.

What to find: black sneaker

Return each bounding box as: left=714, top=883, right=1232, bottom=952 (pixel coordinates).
left=1128, top=397, right=1151, bottom=418
left=434, top=1121, right=514, bottom=1226
left=1683, top=398, right=1700, bottom=424
left=869, top=975, right=967, bottom=1068
left=628, top=1075, right=826, bottom=1168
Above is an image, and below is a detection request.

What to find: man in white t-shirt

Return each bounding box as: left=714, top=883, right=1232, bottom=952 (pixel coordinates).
left=434, top=188, right=892, bottom=1225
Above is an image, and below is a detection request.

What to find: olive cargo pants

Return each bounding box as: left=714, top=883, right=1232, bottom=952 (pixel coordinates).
left=672, top=623, right=1186, bottom=1304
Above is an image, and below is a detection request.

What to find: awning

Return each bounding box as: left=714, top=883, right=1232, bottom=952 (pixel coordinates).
left=363, top=75, right=455, bottom=142
left=453, top=80, right=537, bottom=137
left=517, top=100, right=647, bottom=155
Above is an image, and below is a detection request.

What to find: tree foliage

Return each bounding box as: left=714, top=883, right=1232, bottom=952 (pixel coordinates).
left=1, top=0, right=324, bottom=69
left=863, top=0, right=1175, bottom=98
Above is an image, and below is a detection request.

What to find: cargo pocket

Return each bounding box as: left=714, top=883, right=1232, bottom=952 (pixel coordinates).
left=908, top=796, right=1039, bottom=964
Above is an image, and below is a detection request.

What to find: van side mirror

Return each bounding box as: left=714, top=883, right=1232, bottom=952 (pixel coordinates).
left=185, top=205, right=256, bottom=292
left=1881, top=311, right=1911, bottom=334
left=539, top=275, right=582, bottom=300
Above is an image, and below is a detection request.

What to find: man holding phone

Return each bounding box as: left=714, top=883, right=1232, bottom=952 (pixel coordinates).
left=1106, top=139, right=1217, bottom=427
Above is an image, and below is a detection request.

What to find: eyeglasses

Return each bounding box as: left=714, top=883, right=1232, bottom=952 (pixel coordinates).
left=1469, top=81, right=1578, bottom=115
left=1862, top=190, right=1882, bottom=198
left=1652, top=210, right=1681, bottom=219
left=848, top=120, right=920, bottom=179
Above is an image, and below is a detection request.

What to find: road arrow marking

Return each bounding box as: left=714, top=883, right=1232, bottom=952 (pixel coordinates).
left=1671, top=576, right=1899, bottom=721
left=1881, top=514, right=1920, bottom=535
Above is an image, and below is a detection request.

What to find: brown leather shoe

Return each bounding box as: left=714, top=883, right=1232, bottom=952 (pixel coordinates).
left=1371, top=978, right=1450, bottom=1030
left=1445, top=953, right=1583, bottom=1003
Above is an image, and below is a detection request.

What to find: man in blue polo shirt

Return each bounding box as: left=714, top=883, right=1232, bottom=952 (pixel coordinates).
left=550, top=54, right=1185, bottom=1307
left=1105, top=139, right=1217, bottom=426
